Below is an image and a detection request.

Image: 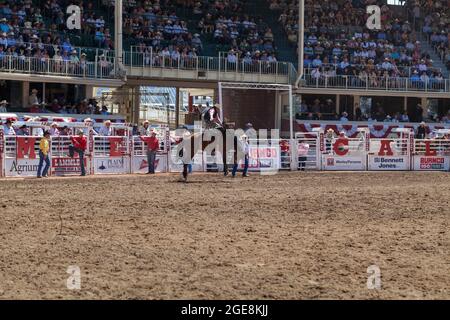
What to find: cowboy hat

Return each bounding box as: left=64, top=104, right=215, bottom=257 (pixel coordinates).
left=0, top=100, right=8, bottom=104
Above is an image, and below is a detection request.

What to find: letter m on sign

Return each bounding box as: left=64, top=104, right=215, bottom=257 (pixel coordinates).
left=17, top=137, right=37, bottom=159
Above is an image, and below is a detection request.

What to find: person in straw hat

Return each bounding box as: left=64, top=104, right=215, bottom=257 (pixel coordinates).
left=49, top=122, right=60, bottom=136
left=98, top=119, right=113, bottom=136
left=0, top=100, right=8, bottom=113
left=28, top=88, right=39, bottom=107
left=231, top=131, right=250, bottom=177
left=139, top=128, right=159, bottom=174
left=69, top=129, right=88, bottom=176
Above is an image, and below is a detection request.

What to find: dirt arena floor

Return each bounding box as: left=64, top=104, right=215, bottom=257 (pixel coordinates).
left=0, top=171, right=448, bottom=300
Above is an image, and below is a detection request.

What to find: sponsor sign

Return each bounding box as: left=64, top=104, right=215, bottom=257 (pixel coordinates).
left=132, top=155, right=168, bottom=173
left=94, top=157, right=130, bottom=174
left=413, top=156, right=450, bottom=171
left=52, top=157, right=89, bottom=176
left=5, top=158, right=41, bottom=177
left=368, top=155, right=409, bottom=170
left=322, top=156, right=366, bottom=171
left=245, top=146, right=280, bottom=171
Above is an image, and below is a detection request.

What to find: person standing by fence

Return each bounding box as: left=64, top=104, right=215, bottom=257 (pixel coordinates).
left=37, top=131, right=51, bottom=178
left=69, top=129, right=87, bottom=176
left=140, top=129, right=159, bottom=174
left=232, top=133, right=250, bottom=178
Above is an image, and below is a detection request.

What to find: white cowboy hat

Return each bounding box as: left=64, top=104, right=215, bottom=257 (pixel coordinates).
left=0, top=100, right=8, bottom=104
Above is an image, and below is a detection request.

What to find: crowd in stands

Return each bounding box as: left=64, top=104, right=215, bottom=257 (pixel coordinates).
left=129, top=0, right=280, bottom=66
left=0, top=88, right=110, bottom=115
left=296, top=97, right=450, bottom=123
left=416, top=0, right=450, bottom=71
left=268, top=0, right=447, bottom=83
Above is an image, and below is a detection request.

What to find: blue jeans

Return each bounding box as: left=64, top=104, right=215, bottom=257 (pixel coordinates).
left=69, top=145, right=86, bottom=175
left=232, top=155, right=249, bottom=176
left=37, top=151, right=50, bottom=177
left=147, top=150, right=156, bottom=173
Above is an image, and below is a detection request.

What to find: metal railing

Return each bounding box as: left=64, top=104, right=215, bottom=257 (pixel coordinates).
left=302, top=74, right=450, bottom=92
left=303, top=64, right=443, bottom=78
left=123, top=48, right=295, bottom=84
left=0, top=55, right=116, bottom=79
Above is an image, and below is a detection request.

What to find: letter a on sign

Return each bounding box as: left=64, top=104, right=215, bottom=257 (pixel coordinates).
left=366, top=5, right=381, bottom=30
left=16, top=137, right=36, bottom=159
left=378, top=140, right=394, bottom=156
left=66, top=5, right=81, bottom=30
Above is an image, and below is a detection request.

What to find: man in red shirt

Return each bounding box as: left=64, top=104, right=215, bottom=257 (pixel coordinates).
left=140, top=129, right=159, bottom=174
left=69, top=129, right=88, bottom=176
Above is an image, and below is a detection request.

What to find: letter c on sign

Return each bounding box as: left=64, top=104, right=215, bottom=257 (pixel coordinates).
left=333, top=138, right=349, bottom=156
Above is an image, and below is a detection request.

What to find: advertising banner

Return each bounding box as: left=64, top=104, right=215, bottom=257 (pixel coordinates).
left=93, top=156, right=130, bottom=174
left=322, top=156, right=366, bottom=171
left=5, top=158, right=41, bottom=177
left=132, top=155, right=168, bottom=173
left=246, top=146, right=280, bottom=171
left=368, top=155, right=409, bottom=170
left=412, top=156, right=450, bottom=171
left=52, top=157, right=89, bottom=176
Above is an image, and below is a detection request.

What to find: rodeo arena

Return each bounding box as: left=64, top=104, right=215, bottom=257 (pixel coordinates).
left=0, top=0, right=449, bottom=303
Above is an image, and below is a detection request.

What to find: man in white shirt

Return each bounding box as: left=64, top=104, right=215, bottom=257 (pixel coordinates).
left=0, top=100, right=8, bottom=112
left=49, top=122, right=60, bottom=136
left=140, top=120, right=151, bottom=136
left=3, top=119, right=16, bottom=135
left=98, top=120, right=113, bottom=136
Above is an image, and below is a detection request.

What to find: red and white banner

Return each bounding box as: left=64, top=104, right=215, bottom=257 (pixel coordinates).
left=412, top=156, right=450, bottom=171
left=294, top=121, right=450, bottom=138
left=247, top=146, right=280, bottom=171
left=132, top=155, right=168, bottom=173
left=52, top=157, right=89, bottom=176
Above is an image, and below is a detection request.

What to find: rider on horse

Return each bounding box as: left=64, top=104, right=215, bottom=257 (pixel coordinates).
left=203, top=103, right=224, bottom=131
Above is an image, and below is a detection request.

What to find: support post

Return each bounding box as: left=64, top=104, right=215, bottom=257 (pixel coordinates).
left=175, top=87, right=180, bottom=128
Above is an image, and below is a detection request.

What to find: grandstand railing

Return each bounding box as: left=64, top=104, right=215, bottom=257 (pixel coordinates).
left=123, top=49, right=296, bottom=84
left=302, top=74, right=450, bottom=93
left=0, top=55, right=117, bottom=79
left=303, top=64, right=443, bottom=78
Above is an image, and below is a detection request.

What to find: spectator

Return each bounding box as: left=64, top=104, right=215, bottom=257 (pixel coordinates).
left=416, top=121, right=427, bottom=139
left=28, top=88, right=39, bottom=107
left=3, top=119, right=15, bottom=135
left=49, top=122, right=60, bottom=136
left=16, top=124, right=29, bottom=136
left=98, top=120, right=113, bottom=136
left=0, top=100, right=8, bottom=112
left=340, top=112, right=349, bottom=122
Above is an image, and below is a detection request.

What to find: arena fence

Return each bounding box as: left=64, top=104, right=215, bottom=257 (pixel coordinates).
left=1, top=126, right=450, bottom=177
